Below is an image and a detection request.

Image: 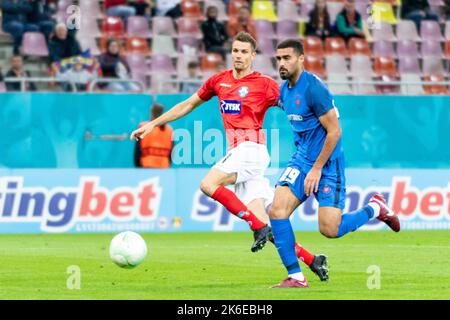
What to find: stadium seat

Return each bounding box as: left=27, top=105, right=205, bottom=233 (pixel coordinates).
left=254, top=19, right=277, bottom=39
left=151, top=35, right=177, bottom=57
left=445, top=21, right=450, bottom=40
left=325, top=37, right=347, bottom=57
left=102, top=16, right=125, bottom=38
left=374, top=57, right=399, bottom=77
left=277, top=0, right=301, bottom=22
left=423, top=75, right=449, bottom=94
left=350, top=55, right=373, bottom=76
left=445, top=41, right=450, bottom=58
left=152, top=17, right=177, bottom=37
left=370, top=1, right=397, bottom=25
left=228, top=0, right=249, bottom=18
left=0, top=81, right=6, bottom=92
left=127, top=16, right=152, bottom=38
left=252, top=55, right=277, bottom=77
left=371, top=22, right=396, bottom=42
left=376, top=75, right=401, bottom=95
left=150, top=72, right=179, bottom=94
left=78, top=17, right=102, bottom=38
left=326, top=1, right=345, bottom=25
left=396, top=20, right=421, bottom=42
left=398, top=56, right=421, bottom=75
left=203, top=0, right=229, bottom=21
left=327, top=73, right=352, bottom=94
left=257, top=37, right=275, bottom=55
left=421, top=21, right=444, bottom=42
left=354, top=0, right=370, bottom=20
left=150, top=54, right=177, bottom=75
left=126, top=53, right=151, bottom=75
left=373, top=40, right=396, bottom=58
left=277, top=20, right=299, bottom=39
left=252, top=1, right=278, bottom=22
left=304, top=36, right=324, bottom=59
left=201, top=53, right=223, bottom=71
left=422, top=57, right=445, bottom=76
left=181, top=0, right=204, bottom=20
left=397, top=40, right=420, bottom=58
left=348, top=38, right=371, bottom=56
left=352, top=75, right=377, bottom=95
left=176, top=17, right=203, bottom=39
left=299, top=2, right=315, bottom=21
left=421, top=40, right=444, bottom=58
left=304, top=55, right=326, bottom=79
left=177, top=36, right=202, bottom=54
left=21, top=32, right=49, bottom=57
left=78, top=36, right=100, bottom=55
left=79, top=0, right=104, bottom=18
left=326, top=55, right=348, bottom=75
left=126, top=37, right=150, bottom=56
left=400, top=74, right=425, bottom=95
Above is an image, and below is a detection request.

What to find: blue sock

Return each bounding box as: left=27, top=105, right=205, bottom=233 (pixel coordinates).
left=270, top=219, right=301, bottom=275
left=336, top=206, right=374, bottom=238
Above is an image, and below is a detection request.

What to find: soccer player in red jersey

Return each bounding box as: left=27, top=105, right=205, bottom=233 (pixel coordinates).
left=130, top=32, right=328, bottom=281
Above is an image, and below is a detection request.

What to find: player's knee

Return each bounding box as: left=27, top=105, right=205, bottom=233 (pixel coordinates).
left=319, top=222, right=339, bottom=238
left=268, top=203, right=287, bottom=219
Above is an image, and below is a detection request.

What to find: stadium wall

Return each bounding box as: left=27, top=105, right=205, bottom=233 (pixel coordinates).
left=0, top=93, right=449, bottom=169
left=0, top=168, right=449, bottom=233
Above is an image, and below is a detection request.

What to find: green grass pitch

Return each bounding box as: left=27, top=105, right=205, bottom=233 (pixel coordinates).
left=0, top=231, right=449, bottom=300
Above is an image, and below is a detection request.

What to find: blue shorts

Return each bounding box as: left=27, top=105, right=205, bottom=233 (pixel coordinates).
left=276, top=155, right=346, bottom=209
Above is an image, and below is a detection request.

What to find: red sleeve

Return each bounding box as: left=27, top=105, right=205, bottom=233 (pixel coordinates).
left=197, top=74, right=218, bottom=101
left=265, top=78, right=280, bottom=108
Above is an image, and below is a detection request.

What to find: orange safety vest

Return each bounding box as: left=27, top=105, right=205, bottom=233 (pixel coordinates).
left=139, top=122, right=173, bottom=168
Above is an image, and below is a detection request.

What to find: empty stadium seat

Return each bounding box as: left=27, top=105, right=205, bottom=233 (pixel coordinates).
left=126, top=53, right=151, bottom=75
left=78, top=17, right=102, bottom=38
left=126, top=37, right=150, bottom=55
left=423, top=75, right=449, bottom=94
left=127, top=16, right=152, bottom=38
left=181, top=0, right=204, bottom=20
left=421, top=21, right=444, bottom=42
left=277, top=0, right=301, bottom=22
left=350, top=55, right=373, bottom=76
left=304, top=55, right=326, bottom=79
left=376, top=75, right=401, bottom=95
left=374, top=57, right=399, bottom=77
left=201, top=53, right=223, bottom=71
left=151, top=54, right=177, bottom=75
left=150, top=72, right=179, bottom=94
left=400, top=74, right=425, bottom=95
left=423, top=57, right=445, bottom=76
left=396, top=20, right=421, bottom=42
left=276, top=20, right=299, bottom=39
left=352, top=75, right=377, bottom=95
left=421, top=40, right=444, bottom=58
left=325, top=37, right=347, bottom=56
left=326, top=1, right=344, bottom=25
left=304, top=36, right=324, bottom=59
left=445, top=41, right=450, bottom=58
left=151, top=35, right=177, bottom=57
left=177, top=36, right=202, bottom=54
left=152, top=17, right=177, bottom=37
left=373, top=40, right=396, bottom=58
left=397, top=40, right=420, bottom=58
left=327, top=73, right=352, bottom=94
left=257, top=37, right=275, bottom=55
left=399, top=56, right=421, bottom=75
left=326, top=55, right=348, bottom=75
left=371, top=22, right=396, bottom=42
left=78, top=36, right=100, bottom=55
left=102, top=16, right=125, bottom=38
left=79, top=0, right=104, bottom=18
left=176, top=17, right=203, bottom=39
left=252, top=1, right=278, bottom=22
left=299, top=2, right=315, bottom=21
left=348, top=38, right=371, bottom=56
left=254, top=19, right=277, bottom=39
left=445, top=21, right=450, bottom=39
left=22, top=32, right=49, bottom=57
left=252, top=55, right=277, bottom=77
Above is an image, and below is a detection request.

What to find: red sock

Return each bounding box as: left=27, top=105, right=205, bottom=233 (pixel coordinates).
left=211, top=186, right=266, bottom=230
left=295, top=243, right=315, bottom=266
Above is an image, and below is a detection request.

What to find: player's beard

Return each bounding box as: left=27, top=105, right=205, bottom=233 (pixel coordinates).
left=279, top=68, right=290, bottom=80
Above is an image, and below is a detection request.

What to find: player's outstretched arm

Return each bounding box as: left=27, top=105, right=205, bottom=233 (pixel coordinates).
left=130, top=93, right=205, bottom=140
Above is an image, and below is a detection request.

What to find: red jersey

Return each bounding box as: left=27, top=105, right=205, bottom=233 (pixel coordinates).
left=197, top=70, right=280, bottom=149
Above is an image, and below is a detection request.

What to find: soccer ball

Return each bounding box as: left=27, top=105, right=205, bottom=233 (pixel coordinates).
left=109, top=231, right=148, bottom=269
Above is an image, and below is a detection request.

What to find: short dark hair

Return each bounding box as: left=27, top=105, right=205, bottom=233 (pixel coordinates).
left=233, top=31, right=257, bottom=52
left=277, top=39, right=304, bottom=56
left=151, top=103, right=164, bottom=119
left=187, top=61, right=199, bottom=69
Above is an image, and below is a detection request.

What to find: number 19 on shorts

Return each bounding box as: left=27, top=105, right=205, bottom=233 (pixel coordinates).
left=279, top=167, right=300, bottom=184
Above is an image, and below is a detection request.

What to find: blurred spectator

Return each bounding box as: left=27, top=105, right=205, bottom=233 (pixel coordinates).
left=335, top=0, right=364, bottom=43
left=201, top=6, right=229, bottom=59
left=134, top=103, right=173, bottom=168
left=104, top=0, right=136, bottom=25
left=1, top=0, right=39, bottom=54
left=129, top=0, right=156, bottom=17
left=5, top=54, right=36, bottom=91
left=180, top=61, right=202, bottom=94
left=48, top=23, right=82, bottom=64
left=156, top=0, right=182, bottom=19
left=445, top=0, right=450, bottom=20
left=98, top=38, right=140, bottom=92
left=401, top=0, right=439, bottom=31
left=226, top=6, right=257, bottom=41
left=56, top=57, right=98, bottom=92
left=305, top=0, right=333, bottom=40
left=27, top=0, right=55, bottom=42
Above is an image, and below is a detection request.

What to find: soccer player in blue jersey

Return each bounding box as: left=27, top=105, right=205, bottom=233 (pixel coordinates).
left=269, top=39, right=401, bottom=288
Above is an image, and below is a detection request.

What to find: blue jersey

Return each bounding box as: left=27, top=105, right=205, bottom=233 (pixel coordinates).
left=279, top=70, right=343, bottom=172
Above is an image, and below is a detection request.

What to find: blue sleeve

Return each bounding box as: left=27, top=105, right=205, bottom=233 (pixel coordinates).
left=307, top=77, right=334, bottom=118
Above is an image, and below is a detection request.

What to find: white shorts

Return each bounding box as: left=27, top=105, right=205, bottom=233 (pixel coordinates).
left=213, top=141, right=274, bottom=208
